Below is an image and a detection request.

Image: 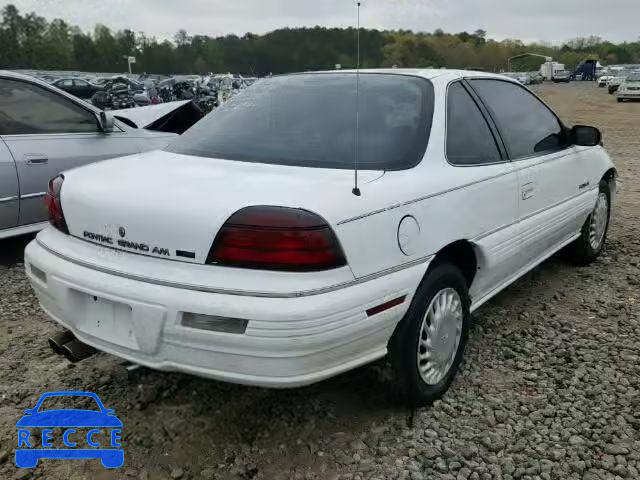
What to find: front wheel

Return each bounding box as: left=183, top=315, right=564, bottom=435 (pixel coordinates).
left=389, top=262, right=470, bottom=407
left=566, top=180, right=611, bottom=264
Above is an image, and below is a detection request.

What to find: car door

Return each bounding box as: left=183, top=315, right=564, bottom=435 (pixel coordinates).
left=59, top=79, right=75, bottom=95
left=0, top=139, right=19, bottom=232
left=444, top=81, right=519, bottom=303
left=468, top=78, right=583, bottom=267
left=0, top=77, right=142, bottom=227
left=73, top=79, right=90, bottom=98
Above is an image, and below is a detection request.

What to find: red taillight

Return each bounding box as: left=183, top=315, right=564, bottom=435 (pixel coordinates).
left=207, top=206, right=346, bottom=271
left=44, top=175, right=68, bottom=234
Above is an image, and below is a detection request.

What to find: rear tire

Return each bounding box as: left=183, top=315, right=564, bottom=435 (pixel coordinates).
left=618, top=98, right=624, bottom=103
left=389, top=262, right=471, bottom=407
left=566, top=180, right=611, bottom=265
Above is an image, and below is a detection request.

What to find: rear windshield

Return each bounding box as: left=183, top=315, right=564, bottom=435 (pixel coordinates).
left=166, top=73, right=434, bottom=170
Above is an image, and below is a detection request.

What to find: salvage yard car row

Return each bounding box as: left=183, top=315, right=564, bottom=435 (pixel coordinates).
left=24, top=70, right=258, bottom=113
left=0, top=71, right=203, bottom=239
left=2, top=68, right=617, bottom=406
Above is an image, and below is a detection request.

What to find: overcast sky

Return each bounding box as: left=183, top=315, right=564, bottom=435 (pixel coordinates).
left=4, top=0, right=639, bottom=44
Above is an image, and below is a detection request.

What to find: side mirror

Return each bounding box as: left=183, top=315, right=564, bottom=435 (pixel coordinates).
left=571, top=125, right=601, bottom=147
left=23, top=408, right=35, bottom=414
left=97, top=111, right=114, bottom=133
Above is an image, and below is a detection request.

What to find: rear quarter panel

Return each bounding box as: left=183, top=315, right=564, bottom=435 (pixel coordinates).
left=333, top=76, right=519, bottom=281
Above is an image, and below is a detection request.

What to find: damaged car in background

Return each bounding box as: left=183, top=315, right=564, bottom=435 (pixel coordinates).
left=51, top=77, right=105, bottom=99
left=0, top=71, right=204, bottom=240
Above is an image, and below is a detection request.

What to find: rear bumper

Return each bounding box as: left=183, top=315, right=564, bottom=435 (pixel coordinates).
left=25, top=236, right=427, bottom=388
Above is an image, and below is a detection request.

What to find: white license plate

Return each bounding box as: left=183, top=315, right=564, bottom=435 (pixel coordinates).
left=74, top=292, right=138, bottom=350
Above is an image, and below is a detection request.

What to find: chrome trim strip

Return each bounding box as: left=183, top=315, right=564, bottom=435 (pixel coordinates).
left=470, top=232, right=580, bottom=312
left=509, top=149, right=575, bottom=171
left=0, top=221, right=48, bottom=240
left=36, top=237, right=434, bottom=298
left=338, top=150, right=581, bottom=225
left=338, top=170, right=511, bottom=225
left=404, top=170, right=508, bottom=206
left=473, top=221, right=516, bottom=243
left=519, top=187, right=597, bottom=224
left=473, top=187, right=597, bottom=242
left=0, top=195, right=18, bottom=203
left=20, top=192, right=46, bottom=200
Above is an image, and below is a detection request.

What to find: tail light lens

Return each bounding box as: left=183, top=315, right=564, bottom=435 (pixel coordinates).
left=44, top=174, right=69, bottom=234
left=207, top=206, right=346, bottom=271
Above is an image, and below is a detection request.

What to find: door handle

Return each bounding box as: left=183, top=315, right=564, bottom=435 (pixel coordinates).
left=521, top=183, right=535, bottom=200
left=24, top=154, right=49, bottom=165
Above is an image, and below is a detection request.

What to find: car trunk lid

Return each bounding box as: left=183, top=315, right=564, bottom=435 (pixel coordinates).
left=60, top=150, right=383, bottom=265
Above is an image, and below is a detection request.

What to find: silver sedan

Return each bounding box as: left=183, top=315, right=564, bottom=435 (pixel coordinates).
left=0, top=71, right=201, bottom=239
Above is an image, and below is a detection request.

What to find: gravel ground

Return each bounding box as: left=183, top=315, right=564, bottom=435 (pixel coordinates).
left=0, top=82, right=639, bottom=480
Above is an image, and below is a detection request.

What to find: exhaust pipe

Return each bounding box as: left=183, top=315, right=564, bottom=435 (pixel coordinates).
left=61, top=339, right=98, bottom=363
left=49, top=330, right=76, bottom=355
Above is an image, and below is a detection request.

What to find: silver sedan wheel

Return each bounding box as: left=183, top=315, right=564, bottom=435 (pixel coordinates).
left=417, top=288, right=463, bottom=385
left=589, top=192, right=609, bottom=251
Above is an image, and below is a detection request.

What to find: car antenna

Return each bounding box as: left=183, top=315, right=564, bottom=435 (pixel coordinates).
left=352, top=0, right=362, bottom=197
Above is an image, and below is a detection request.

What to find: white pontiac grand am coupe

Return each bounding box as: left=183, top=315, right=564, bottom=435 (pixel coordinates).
left=25, top=69, right=617, bottom=406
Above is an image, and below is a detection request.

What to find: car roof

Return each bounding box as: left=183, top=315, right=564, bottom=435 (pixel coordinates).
left=292, top=68, right=519, bottom=84
left=0, top=69, right=48, bottom=83
left=0, top=70, right=102, bottom=114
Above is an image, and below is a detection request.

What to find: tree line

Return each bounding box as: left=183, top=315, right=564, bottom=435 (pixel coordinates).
left=1, top=4, right=640, bottom=75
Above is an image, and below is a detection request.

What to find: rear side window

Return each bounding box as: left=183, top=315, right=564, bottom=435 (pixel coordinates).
left=0, top=79, right=98, bottom=135
left=469, top=79, right=567, bottom=160
left=167, top=73, right=434, bottom=170
left=446, top=82, right=502, bottom=165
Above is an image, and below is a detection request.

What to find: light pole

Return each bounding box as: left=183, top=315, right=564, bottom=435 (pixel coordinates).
left=122, top=55, right=136, bottom=75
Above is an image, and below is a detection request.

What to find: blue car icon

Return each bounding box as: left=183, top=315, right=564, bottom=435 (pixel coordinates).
left=16, top=391, right=123, bottom=468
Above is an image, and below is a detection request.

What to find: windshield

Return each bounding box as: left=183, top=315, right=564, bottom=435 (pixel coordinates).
left=626, top=74, right=640, bottom=82
left=167, top=73, right=434, bottom=170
